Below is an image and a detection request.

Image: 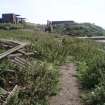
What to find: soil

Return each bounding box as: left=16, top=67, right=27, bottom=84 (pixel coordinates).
left=49, top=64, right=82, bottom=105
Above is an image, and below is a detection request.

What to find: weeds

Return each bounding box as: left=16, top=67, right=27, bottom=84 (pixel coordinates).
left=6, top=61, right=59, bottom=105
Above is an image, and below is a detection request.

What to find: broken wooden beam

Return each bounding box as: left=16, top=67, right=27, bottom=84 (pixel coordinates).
left=8, top=53, right=23, bottom=58
left=18, top=49, right=34, bottom=56
left=10, top=59, right=26, bottom=67
left=0, top=43, right=28, bottom=60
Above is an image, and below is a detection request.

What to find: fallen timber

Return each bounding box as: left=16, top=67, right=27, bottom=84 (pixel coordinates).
left=18, top=49, right=34, bottom=56
left=0, top=39, right=31, bottom=59
left=0, top=43, right=28, bottom=60
left=0, top=40, right=32, bottom=105
left=0, top=39, right=28, bottom=45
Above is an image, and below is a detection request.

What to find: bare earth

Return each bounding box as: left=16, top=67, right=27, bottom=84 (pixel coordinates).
left=49, top=64, right=82, bottom=105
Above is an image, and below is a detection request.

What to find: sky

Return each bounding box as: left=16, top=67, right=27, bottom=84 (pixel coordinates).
left=0, top=0, right=105, bottom=28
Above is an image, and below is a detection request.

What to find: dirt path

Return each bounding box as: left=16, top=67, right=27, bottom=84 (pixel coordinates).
left=49, top=64, right=82, bottom=105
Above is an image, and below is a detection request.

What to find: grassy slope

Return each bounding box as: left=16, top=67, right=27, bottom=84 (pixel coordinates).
left=53, top=22, right=105, bottom=36
left=0, top=29, right=105, bottom=105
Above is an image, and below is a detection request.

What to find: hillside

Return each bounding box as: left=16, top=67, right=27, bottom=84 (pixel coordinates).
left=1, top=22, right=105, bottom=37
left=51, top=22, right=105, bottom=36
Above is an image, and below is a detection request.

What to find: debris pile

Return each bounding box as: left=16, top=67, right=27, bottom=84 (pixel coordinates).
left=0, top=39, right=33, bottom=104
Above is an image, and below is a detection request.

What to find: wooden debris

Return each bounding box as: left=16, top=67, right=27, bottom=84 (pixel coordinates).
left=3, top=85, right=20, bottom=105
left=8, top=53, right=23, bottom=58
left=0, top=43, right=28, bottom=60
left=0, top=40, right=32, bottom=104
left=18, top=49, right=34, bottom=56
left=0, top=39, right=29, bottom=45
left=10, top=59, right=25, bottom=67
left=14, top=57, right=26, bottom=65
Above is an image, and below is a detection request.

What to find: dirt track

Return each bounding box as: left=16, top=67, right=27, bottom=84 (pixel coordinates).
left=49, top=64, right=82, bottom=105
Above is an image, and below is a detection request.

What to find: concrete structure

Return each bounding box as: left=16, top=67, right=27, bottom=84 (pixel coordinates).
left=50, top=20, right=74, bottom=25
left=0, top=13, right=25, bottom=24
left=45, top=20, right=75, bottom=32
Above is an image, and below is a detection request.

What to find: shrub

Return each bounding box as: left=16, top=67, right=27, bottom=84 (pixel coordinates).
left=82, top=84, right=105, bottom=105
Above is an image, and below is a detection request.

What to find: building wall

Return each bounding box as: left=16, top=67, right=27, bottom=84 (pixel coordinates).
left=0, top=13, right=25, bottom=24
left=51, top=21, right=74, bottom=25
left=2, top=14, right=17, bottom=23
left=0, top=19, right=3, bottom=23
left=46, top=20, right=75, bottom=32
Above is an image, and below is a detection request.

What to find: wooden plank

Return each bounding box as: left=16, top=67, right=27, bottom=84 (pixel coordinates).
left=18, top=49, right=34, bottom=56
left=10, top=59, right=25, bottom=67
left=8, top=53, right=23, bottom=58
left=14, top=57, right=26, bottom=65
left=0, top=39, right=30, bottom=45
left=0, top=44, right=27, bottom=60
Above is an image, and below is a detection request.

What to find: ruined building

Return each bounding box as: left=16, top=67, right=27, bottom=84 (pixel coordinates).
left=45, top=20, right=75, bottom=32
left=0, top=13, right=25, bottom=24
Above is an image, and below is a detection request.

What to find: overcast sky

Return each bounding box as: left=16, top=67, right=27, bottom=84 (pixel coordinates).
left=0, top=0, right=105, bottom=28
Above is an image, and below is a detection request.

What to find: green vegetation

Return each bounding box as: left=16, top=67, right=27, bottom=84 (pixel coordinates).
left=0, top=22, right=42, bottom=31
left=0, top=61, right=58, bottom=105
left=0, top=29, right=105, bottom=105
left=0, top=48, right=5, bottom=53
left=52, top=22, right=105, bottom=36
left=0, top=23, right=24, bottom=30
left=0, top=49, right=4, bottom=53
